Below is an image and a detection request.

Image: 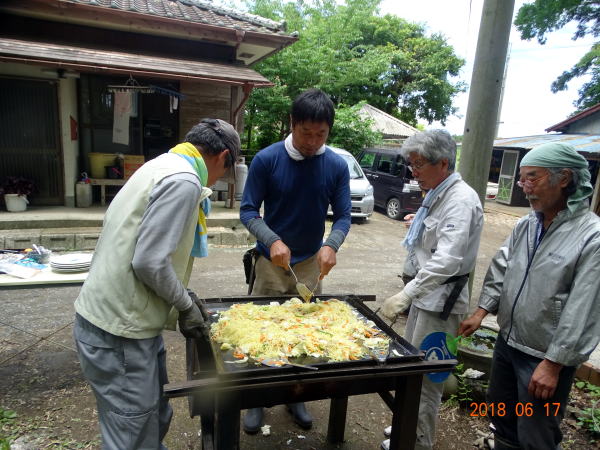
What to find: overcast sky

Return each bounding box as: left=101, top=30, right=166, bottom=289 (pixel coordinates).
left=380, top=0, right=596, bottom=138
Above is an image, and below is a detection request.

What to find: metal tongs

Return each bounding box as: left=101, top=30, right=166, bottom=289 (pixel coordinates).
left=288, top=263, right=320, bottom=303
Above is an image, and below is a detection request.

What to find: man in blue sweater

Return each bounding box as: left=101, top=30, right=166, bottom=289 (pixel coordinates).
left=240, top=88, right=351, bottom=433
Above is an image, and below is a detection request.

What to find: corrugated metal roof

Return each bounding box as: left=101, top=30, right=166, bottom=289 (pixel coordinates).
left=64, top=0, right=292, bottom=36
left=358, top=104, right=419, bottom=139
left=494, top=134, right=600, bottom=158
left=0, top=37, right=273, bottom=86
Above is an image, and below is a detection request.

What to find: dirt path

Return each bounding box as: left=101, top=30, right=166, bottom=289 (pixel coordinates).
left=0, top=207, right=597, bottom=449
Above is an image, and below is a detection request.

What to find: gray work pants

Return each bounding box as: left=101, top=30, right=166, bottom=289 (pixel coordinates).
left=487, top=334, right=576, bottom=450
left=74, top=314, right=173, bottom=450
left=404, top=306, right=462, bottom=450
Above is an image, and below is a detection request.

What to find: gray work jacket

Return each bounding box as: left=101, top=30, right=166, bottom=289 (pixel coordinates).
left=479, top=202, right=600, bottom=367
left=404, top=175, right=484, bottom=314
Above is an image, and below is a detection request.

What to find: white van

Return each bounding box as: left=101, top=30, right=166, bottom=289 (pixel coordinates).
left=330, top=147, right=375, bottom=220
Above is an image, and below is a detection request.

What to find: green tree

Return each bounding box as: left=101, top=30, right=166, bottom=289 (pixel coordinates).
left=240, top=0, right=464, bottom=150
left=328, top=102, right=382, bottom=155
left=515, top=0, right=600, bottom=111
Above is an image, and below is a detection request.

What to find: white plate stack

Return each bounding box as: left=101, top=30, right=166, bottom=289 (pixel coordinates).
left=50, top=253, right=93, bottom=273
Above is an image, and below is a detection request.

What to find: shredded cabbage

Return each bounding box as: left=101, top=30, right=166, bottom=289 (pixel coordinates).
left=210, top=298, right=389, bottom=362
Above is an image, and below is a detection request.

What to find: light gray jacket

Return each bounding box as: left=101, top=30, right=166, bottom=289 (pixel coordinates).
left=404, top=175, right=484, bottom=314
left=479, top=202, right=600, bottom=367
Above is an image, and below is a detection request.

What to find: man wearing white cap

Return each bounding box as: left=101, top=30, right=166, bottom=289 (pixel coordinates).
left=460, top=142, right=600, bottom=449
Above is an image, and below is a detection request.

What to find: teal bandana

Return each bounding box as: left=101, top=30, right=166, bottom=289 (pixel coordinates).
left=520, top=142, right=592, bottom=214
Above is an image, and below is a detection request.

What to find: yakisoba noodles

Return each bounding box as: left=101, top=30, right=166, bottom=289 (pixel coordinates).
left=210, top=298, right=389, bottom=362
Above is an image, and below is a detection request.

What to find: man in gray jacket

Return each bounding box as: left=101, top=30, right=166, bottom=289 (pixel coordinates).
left=381, top=129, right=484, bottom=450
left=460, top=142, right=600, bottom=449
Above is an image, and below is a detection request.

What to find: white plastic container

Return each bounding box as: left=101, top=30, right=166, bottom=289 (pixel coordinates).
left=76, top=182, right=93, bottom=207
left=4, top=194, right=28, bottom=212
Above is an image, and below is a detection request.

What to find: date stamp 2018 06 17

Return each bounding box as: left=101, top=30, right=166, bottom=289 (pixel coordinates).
left=470, top=402, right=561, bottom=417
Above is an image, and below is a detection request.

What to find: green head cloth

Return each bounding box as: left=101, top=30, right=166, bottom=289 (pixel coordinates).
left=520, top=142, right=593, bottom=213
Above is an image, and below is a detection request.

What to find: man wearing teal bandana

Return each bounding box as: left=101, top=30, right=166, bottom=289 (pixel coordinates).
left=73, top=119, right=240, bottom=450
left=460, top=142, right=600, bottom=449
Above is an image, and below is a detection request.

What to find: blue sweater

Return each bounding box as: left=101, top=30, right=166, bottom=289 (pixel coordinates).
left=240, top=142, right=351, bottom=264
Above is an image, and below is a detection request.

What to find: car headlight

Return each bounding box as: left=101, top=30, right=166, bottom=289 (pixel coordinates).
left=366, top=185, right=374, bottom=195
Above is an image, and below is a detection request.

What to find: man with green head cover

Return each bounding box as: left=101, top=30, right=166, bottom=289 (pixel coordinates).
left=459, top=142, right=600, bottom=449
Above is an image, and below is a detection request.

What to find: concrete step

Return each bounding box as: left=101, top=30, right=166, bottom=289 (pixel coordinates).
left=0, top=216, right=242, bottom=230
left=1, top=226, right=255, bottom=251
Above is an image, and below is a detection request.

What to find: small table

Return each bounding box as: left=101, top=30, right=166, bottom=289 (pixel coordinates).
left=89, top=178, right=126, bottom=206
left=0, top=266, right=88, bottom=288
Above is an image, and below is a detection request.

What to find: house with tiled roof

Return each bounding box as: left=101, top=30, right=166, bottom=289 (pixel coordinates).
left=0, top=0, right=297, bottom=206
left=358, top=104, right=418, bottom=145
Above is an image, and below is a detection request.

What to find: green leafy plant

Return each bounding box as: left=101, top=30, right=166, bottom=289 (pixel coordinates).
left=577, top=399, right=600, bottom=435
left=574, top=381, right=600, bottom=435
left=0, top=407, right=17, bottom=450
left=576, top=381, right=600, bottom=398
left=445, top=363, right=473, bottom=408
left=0, top=408, right=16, bottom=423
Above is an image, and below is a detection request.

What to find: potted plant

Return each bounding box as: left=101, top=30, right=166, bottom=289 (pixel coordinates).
left=0, top=176, right=35, bottom=212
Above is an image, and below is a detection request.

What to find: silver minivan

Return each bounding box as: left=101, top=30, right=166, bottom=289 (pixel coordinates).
left=330, top=147, right=375, bottom=219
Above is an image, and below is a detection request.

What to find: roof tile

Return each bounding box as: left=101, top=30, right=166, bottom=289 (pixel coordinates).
left=66, top=0, right=290, bottom=35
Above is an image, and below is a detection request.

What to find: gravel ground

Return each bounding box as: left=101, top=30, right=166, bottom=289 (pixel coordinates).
left=0, top=205, right=597, bottom=449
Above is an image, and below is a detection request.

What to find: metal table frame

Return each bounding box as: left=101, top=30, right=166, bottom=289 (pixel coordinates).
left=164, top=295, right=456, bottom=450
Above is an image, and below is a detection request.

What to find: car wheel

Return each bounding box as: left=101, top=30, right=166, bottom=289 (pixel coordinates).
left=386, top=198, right=402, bottom=220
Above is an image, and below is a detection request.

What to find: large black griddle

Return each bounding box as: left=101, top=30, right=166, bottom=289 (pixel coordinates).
left=165, top=293, right=456, bottom=450
left=202, top=294, right=422, bottom=378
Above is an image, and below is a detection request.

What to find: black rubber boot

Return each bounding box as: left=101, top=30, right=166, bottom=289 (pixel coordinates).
left=243, top=408, right=264, bottom=434
left=286, top=402, right=313, bottom=429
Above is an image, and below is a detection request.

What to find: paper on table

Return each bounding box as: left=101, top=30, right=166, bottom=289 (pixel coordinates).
left=0, top=262, right=41, bottom=279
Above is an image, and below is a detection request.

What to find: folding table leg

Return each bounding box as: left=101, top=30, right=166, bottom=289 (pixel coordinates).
left=200, top=414, right=215, bottom=450
left=327, top=396, right=348, bottom=443
left=390, top=374, right=422, bottom=450
left=215, top=398, right=240, bottom=450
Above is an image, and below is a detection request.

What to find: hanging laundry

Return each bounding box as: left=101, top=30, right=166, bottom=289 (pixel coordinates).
left=169, top=95, right=179, bottom=113
left=113, top=91, right=132, bottom=145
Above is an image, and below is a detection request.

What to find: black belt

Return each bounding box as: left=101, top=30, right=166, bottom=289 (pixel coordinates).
left=439, top=273, right=470, bottom=320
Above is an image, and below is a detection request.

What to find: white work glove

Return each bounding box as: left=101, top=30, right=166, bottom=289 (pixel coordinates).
left=381, top=291, right=412, bottom=320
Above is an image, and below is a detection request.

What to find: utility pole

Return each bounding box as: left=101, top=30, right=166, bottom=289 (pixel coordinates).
left=495, top=43, right=511, bottom=139
left=459, top=0, right=515, bottom=205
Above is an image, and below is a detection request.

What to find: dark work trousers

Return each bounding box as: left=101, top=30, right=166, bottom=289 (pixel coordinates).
left=74, top=314, right=173, bottom=450
left=487, top=334, right=576, bottom=450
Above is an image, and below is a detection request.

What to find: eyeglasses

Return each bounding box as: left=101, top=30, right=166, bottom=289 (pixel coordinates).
left=407, top=160, right=431, bottom=173
left=201, top=118, right=236, bottom=170
left=516, top=172, right=549, bottom=189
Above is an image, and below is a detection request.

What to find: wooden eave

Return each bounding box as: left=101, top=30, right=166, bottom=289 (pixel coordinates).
left=0, top=37, right=274, bottom=87
left=0, top=0, right=298, bottom=51
left=545, top=103, right=600, bottom=133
